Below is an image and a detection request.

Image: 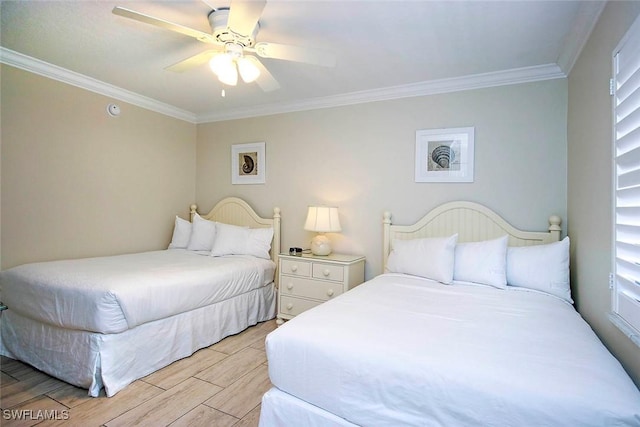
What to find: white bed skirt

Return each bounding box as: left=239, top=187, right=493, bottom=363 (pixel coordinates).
left=1, top=283, right=275, bottom=397
left=260, top=387, right=356, bottom=427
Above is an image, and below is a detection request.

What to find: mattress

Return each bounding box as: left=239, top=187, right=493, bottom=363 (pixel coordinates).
left=265, top=273, right=640, bottom=427
left=1, top=249, right=275, bottom=334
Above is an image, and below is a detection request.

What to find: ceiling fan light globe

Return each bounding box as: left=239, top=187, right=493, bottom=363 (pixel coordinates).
left=209, top=53, right=237, bottom=86
left=209, top=53, right=232, bottom=75
left=237, top=57, right=261, bottom=83
left=218, top=65, right=238, bottom=86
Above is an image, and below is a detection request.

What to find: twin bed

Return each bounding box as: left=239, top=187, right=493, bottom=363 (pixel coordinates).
left=0, top=197, right=281, bottom=397
left=261, top=201, right=640, bottom=426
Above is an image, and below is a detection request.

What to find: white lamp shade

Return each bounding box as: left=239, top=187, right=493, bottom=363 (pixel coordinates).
left=304, top=206, right=342, bottom=233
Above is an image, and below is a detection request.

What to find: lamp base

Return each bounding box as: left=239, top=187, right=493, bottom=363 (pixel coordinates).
left=310, top=234, right=332, bottom=256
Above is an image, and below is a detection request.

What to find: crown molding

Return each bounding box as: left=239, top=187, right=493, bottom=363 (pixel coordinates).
left=1, top=47, right=565, bottom=125
left=0, top=47, right=197, bottom=123
left=556, top=1, right=606, bottom=74
left=197, top=63, right=566, bottom=123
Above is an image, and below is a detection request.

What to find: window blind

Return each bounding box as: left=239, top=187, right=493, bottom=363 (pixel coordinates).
left=613, top=14, right=640, bottom=344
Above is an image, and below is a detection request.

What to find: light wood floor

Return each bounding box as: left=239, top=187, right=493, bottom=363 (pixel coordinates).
left=0, top=319, right=277, bottom=427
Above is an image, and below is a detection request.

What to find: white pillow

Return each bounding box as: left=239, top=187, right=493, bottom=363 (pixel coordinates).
left=210, top=223, right=273, bottom=260
left=454, top=236, right=508, bottom=289
left=506, top=236, right=571, bottom=303
left=210, top=222, right=249, bottom=256
left=386, top=234, right=458, bottom=284
left=186, top=213, right=217, bottom=252
left=245, top=227, right=274, bottom=260
left=168, top=216, right=192, bottom=249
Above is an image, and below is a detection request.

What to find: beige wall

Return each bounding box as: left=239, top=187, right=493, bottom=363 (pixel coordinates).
left=7, top=11, right=638, bottom=389
left=197, top=79, right=568, bottom=279
left=1, top=65, right=196, bottom=269
left=568, top=1, right=640, bottom=386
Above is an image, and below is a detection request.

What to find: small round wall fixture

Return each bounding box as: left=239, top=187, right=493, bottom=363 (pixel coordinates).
left=107, top=103, right=121, bottom=117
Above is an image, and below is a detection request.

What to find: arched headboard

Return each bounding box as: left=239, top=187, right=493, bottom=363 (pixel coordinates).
left=383, top=201, right=561, bottom=270
left=190, top=197, right=281, bottom=265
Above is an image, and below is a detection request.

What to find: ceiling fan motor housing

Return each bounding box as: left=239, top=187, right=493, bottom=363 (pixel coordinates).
left=208, top=8, right=259, bottom=47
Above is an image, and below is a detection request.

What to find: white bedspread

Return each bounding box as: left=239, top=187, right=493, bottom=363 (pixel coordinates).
left=266, top=273, right=640, bottom=427
left=1, top=250, right=275, bottom=334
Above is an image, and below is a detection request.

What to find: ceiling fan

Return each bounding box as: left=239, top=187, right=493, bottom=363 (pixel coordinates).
left=112, top=0, right=336, bottom=92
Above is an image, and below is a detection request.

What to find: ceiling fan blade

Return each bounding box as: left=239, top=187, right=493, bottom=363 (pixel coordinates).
left=248, top=56, right=280, bottom=92
left=165, top=50, right=221, bottom=72
left=227, top=0, right=266, bottom=38
left=253, top=42, right=336, bottom=67
left=113, top=6, right=216, bottom=44
left=201, top=0, right=216, bottom=10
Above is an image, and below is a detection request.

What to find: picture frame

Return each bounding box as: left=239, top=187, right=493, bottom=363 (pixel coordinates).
left=231, top=142, right=266, bottom=185
left=415, top=127, right=475, bottom=183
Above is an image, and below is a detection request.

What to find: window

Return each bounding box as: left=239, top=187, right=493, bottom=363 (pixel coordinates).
left=612, top=14, right=640, bottom=346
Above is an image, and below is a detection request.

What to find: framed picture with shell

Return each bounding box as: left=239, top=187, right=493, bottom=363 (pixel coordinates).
left=232, top=142, right=266, bottom=185
left=415, top=127, right=474, bottom=183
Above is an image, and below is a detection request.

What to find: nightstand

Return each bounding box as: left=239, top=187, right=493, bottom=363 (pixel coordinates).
left=277, top=253, right=365, bottom=324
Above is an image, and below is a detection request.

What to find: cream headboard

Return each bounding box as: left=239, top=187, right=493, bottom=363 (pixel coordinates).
left=190, top=197, right=281, bottom=265
left=383, top=201, right=561, bottom=269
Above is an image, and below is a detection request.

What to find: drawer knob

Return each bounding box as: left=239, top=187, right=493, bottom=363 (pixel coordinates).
left=286, top=303, right=293, bottom=310
left=327, top=289, right=334, bottom=297
left=287, top=283, right=294, bottom=290
left=323, top=269, right=330, bottom=277
left=291, top=265, right=298, bottom=272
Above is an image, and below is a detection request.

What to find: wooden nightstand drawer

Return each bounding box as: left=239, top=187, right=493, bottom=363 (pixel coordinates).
left=280, top=259, right=311, bottom=277
left=280, top=295, right=321, bottom=317
left=312, top=263, right=344, bottom=282
left=280, top=276, right=343, bottom=301
left=277, top=253, right=365, bottom=324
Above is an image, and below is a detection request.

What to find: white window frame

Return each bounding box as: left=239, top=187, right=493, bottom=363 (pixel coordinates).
left=611, top=13, right=640, bottom=348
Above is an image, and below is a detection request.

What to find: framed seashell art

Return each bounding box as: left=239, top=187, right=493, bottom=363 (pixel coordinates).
left=415, top=127, right=474, bottom=183
left=232, top=142, right=266, bottom=184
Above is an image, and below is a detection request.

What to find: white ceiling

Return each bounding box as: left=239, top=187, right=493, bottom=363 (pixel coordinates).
left=0, top=1, right=605, bottom=123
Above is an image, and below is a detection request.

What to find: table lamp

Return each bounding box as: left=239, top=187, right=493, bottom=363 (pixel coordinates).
left=304, top=206, right=341, bottom=256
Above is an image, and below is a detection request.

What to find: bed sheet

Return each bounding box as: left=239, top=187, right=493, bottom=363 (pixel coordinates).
left=1, top=281, right=275, bottom=396
left=0, top=250, right=275, bottom=334
left=260, top=387, right=357, bottom=427
left=265, top=273, right=640, bottom=427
